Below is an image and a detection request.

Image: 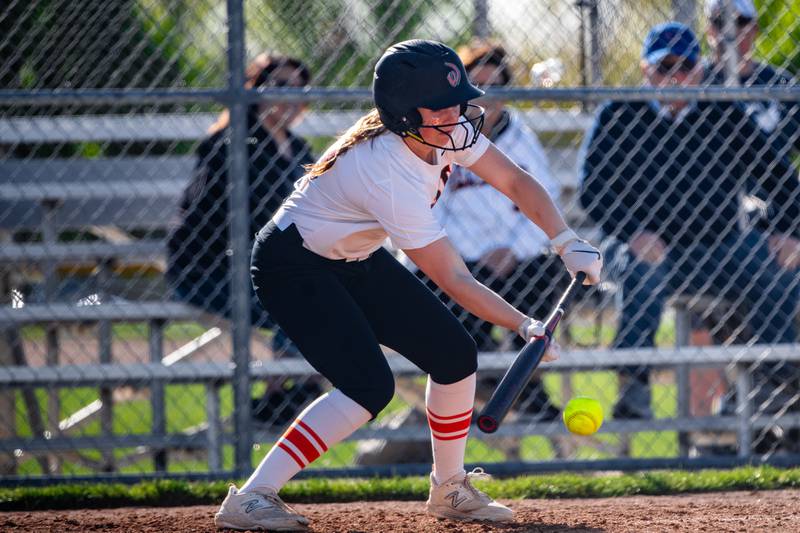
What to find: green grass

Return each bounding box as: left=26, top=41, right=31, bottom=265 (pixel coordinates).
left=13, top=383, right=236, bottom=476
left=1, top=466, right=799, bottom=511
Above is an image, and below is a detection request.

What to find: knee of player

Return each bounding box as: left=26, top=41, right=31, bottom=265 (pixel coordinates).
left=352, top=375, right=395, bottom=419
left=460, top=332, right=479, bottom=365
left=432, top=332, right=478, bottom=385
left=374, top=378, right=396, bottom=414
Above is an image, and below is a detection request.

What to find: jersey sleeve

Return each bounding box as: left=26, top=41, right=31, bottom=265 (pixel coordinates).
left=366, top=175, right=447, bottom=250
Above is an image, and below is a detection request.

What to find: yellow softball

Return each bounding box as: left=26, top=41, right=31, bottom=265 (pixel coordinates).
left=563, top=396, right=603, bottom=436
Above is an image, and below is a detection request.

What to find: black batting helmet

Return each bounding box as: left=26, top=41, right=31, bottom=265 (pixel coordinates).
left=373, top=39, right=485, bottom=150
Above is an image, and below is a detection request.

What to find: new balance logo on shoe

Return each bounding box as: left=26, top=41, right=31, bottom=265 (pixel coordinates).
left=242, top=498, right=268, bottom=514
left=445, top=490, right=468, bottom=508
left=215, top=485, right=310, bottom=531
left=426, top=470, right=514, bottom=523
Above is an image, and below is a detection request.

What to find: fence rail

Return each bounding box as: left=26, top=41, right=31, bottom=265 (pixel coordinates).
left=2, top=346, right=799, bottom=479
left=2, top=85, right=800, bottom=106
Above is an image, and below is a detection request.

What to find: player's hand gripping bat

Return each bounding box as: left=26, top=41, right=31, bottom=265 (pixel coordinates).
left=477, top=271, right=587, bottom=433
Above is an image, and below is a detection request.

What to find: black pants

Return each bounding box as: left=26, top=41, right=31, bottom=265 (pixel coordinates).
left=251, top=223, right=478, bottom=418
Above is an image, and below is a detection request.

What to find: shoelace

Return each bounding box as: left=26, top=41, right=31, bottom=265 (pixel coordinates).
left=253, top=490, right=300, bottom=516
left=462, top=467, right=492, bottom=502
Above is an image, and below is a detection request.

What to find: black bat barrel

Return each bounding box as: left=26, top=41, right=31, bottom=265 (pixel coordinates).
left=477, top=335, right=550, bottom=433
left=477, top=271, right=586, bottom=434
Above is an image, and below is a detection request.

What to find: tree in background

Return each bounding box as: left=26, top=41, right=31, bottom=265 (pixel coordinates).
left=756, top=0, right=800, bottom=75
left=247, top=0, right=471, bottom=87
left=0, top=0, right=224, bottom=157
left=0, top=0, right=221, bottom=90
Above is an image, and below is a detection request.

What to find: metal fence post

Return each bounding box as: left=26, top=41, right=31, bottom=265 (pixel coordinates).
left=735, top=362, right=753, bottom=458
left=722, top=0, right=741, bottom=87
left=473, top=0, right=489, bottom=38
left=42, top=200, right=60, bottom=474
left=97, top=258, right=114, bottom=472
left=226, top=0, right=253, bottom=479
left=206, top=382, right=223, bottom=471
left=674, top=301, right=691, bottom=457
left=587, top=0, right=602, bottom=85
left=0, top=267, right=15, bottom=475
left=149, top=319, right=167, bottom=472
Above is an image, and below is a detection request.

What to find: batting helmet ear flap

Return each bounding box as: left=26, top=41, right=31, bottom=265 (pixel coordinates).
left=404, top=108, right=422, bottom=131
left=402, top=109, right=424, bottom=141
left=376, top=107, right=423, bottom=138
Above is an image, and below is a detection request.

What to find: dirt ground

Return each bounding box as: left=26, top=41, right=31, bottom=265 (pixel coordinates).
left=4, top=489, right=800, bottom=532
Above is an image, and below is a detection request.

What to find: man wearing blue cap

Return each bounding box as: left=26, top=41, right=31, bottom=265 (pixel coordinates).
left=704, top=0, right=800, bottom=272
left=578, top=22, right=800, bottom=430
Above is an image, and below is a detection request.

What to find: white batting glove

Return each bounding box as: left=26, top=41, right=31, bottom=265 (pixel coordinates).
left=517, top=317, right=560, bottom=362
left=551, top=229, right=602, bottom=285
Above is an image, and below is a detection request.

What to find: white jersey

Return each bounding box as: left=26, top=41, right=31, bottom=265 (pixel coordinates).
left=434, top=111, right=559, bottom=261
left=273, top=122, right=490, bottom=260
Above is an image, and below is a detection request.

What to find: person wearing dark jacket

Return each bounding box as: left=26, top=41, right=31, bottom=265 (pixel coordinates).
left=703, top=0, right=800, bottom=272
left=168, top=52, right=313, bottom=334
left=167, top=52, right=320, bottom=422
left=579, top=23, right=800, bottom=423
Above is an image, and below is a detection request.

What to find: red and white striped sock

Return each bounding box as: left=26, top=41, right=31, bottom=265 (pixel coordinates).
left=240, top=389, right=371, bottom=494
left=426, top=373, right=476, bottom=483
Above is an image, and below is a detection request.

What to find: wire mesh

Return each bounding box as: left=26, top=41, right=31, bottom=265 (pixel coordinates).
left=1, top=0, right=799, bottom=482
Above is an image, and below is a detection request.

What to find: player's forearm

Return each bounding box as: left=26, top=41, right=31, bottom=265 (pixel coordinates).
left=508, top=171, right=569, bottom=239
left=440, top=272, right=527, bottom=331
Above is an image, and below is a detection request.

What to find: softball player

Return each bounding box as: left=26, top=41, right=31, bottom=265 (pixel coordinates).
left=215, top=39, right=602, bottom=531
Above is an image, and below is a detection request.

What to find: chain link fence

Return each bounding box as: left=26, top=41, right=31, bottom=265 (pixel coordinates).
left=1, top=0, right=799, bottom=482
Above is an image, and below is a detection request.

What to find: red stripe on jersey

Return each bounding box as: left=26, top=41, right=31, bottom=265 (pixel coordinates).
left=297, top=420, right=328, bottom=452
left=284, top=426, right=321, bottom=463
left=432, top=430, right=470, bottom=441
left=278, top=442, right=305, bottom=468
left=428, top=415, right=472, bottom=434
left=426, top=407, right=473, bottom=421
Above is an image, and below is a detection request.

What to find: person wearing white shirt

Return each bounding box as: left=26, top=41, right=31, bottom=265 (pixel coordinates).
left=214, top=39, right=602, bottom=532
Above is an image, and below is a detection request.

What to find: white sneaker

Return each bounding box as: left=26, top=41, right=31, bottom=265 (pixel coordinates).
left=426, top=467, right=513, bottom=523
left=214, top=485, right=309, bottom=531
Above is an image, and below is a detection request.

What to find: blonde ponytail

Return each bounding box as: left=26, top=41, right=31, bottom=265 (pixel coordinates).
left=305, top=109, right=387, bottom=178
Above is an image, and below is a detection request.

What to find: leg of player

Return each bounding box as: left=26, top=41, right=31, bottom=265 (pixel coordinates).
left=345, top=249, right=514, bottom=523
left=214, top=390, right=371, bottom=531
left=424, top=374, right=513, bottom=522
left=216, top=226, right=394, bottom=531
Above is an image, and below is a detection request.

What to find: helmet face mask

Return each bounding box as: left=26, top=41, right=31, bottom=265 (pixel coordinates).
left=405, top=103, right=485, bottom=152
left=373, top=40, right=486, bottom=151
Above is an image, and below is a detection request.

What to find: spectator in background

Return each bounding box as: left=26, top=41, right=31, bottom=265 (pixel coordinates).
left=166, top=52, right=321, bottom=424
left=703, top=0, right=800, bottom=271
left=425, top=40, right=571, bottom=421
left=579, top=23, right=800, bottom=428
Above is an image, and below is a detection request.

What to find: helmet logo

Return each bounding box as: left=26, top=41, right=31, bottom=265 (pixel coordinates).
left=444, top=62, right=461, bottom=87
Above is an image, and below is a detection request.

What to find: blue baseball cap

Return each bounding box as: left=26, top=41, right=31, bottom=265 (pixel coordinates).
left=642, top=22, right=701, bottom=65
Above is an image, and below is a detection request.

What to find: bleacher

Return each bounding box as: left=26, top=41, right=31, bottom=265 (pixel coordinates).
left=0, top=107, right=592, bottom=372
left=1, top=108, right=799, bottom=477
